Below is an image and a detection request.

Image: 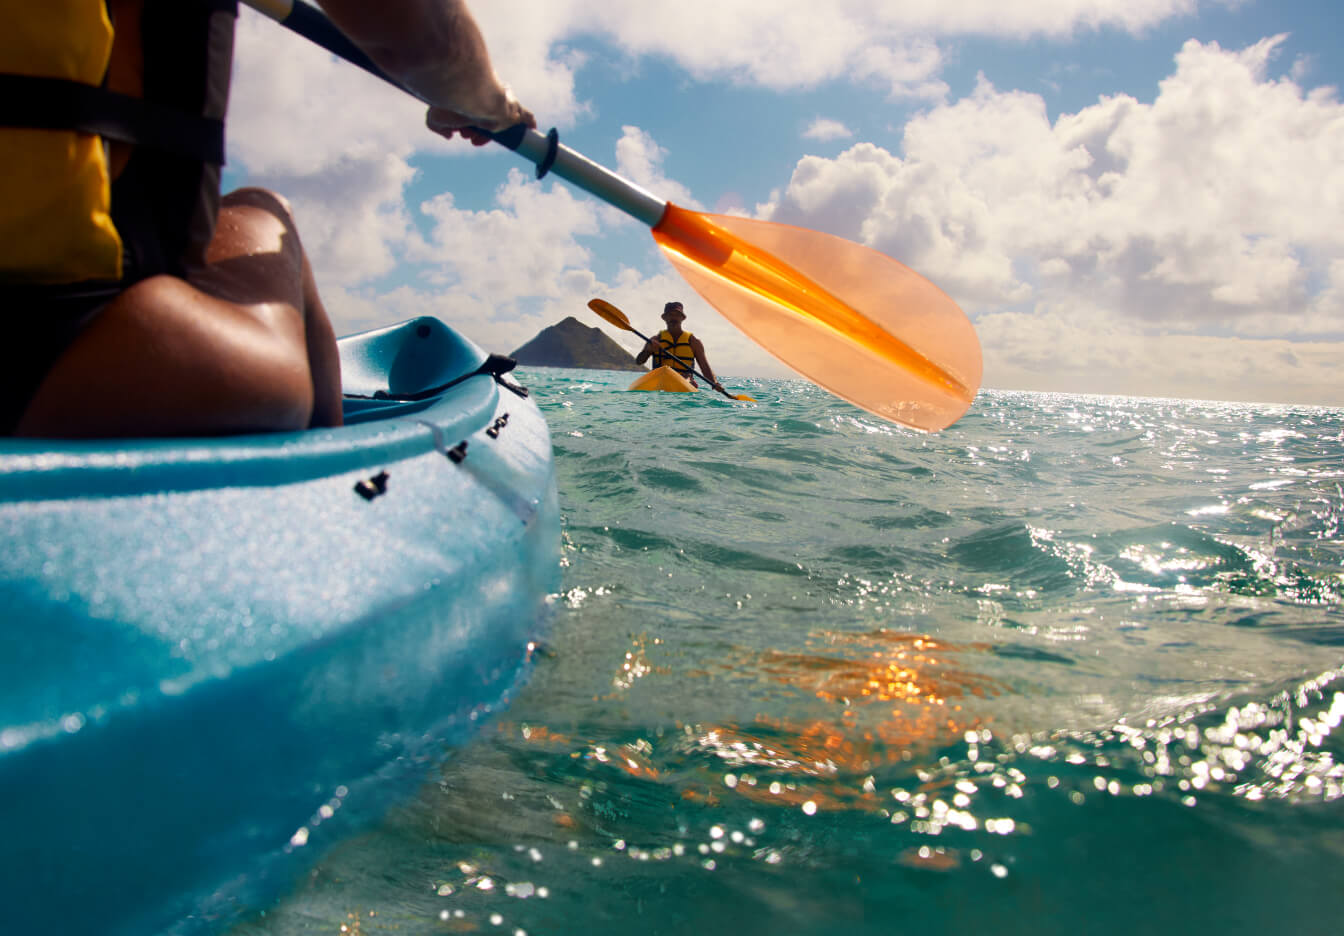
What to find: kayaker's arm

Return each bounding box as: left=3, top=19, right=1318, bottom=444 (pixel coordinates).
left=314, top=0, right=533, bottom=143
left=690, top=335, right=723, bottom=390
left=634, top=335, right=662, bottom=368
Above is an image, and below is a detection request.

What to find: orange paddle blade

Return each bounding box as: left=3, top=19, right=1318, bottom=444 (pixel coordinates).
left=652, top=204, right=981, bottom=431
left=587, top=298, right=634, bottom=332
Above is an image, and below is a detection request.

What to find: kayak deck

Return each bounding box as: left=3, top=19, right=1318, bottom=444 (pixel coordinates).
left=628, top=364, right=697, bottom=393
left=0, top=317, right=560, bottom=936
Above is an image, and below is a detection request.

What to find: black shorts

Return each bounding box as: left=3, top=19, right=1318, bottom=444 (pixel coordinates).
left=0, top=155, right=177, bottom=434
left=0, top=281, right=125, bottom=434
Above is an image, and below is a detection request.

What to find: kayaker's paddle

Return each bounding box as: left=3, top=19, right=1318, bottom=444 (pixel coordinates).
left=587, top=298, right=755, bottom=402
left=241, top=0, right=982, bottom=431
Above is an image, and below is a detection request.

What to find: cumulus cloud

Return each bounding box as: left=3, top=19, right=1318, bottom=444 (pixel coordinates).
left=401, top=165, right=780, bottom=372
left=976, top=310, right=1344, bottom=406
left=305, top=163, right=780, bottom=375
left=241, top=0, right=1210, bottom=146
left=315, top=172, right=606, bottom=352
left=473, top=0, right=1208, bottom=99
left=889, top=0, right=1207, bottom=38
left=228, top=6, right=738, bottom=361
left=229, top=10, right=431, bottom=176
left=415, top=169, right=602, bottom=305
left=613, top=126, right=701, bottom=211
left=803, top=118, right=855, bottom=142
left=232, top=1, right=1233, bottom=173
left=264, top=156, right=419, bottom=287
left=226, top=3, right=1343, bottom=403
left=757, top=37, right=1344, bottom=404
left=229, top=9, right=437, bottom=287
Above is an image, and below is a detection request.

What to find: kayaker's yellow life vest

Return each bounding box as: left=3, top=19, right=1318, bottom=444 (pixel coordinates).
left=654, top=329, right=696, bottom=376
left=0, top=0, right=234, bottom=285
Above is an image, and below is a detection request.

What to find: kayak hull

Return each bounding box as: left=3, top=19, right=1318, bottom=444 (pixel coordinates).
left=627, top=364, right=697, bottom=393
left=0, top=318, right=560, bottom=935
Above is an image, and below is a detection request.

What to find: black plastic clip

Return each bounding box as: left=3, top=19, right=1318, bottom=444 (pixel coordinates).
left=498, top=375, right=529, bottom=399
left=477, top=354, right=529, bottom=398
left=360, top=353, right=530, bottom=403
left=447, top=441, right=469, bottom=463
left=354, top=470, right=389, bottom=501
left=536, top=127, right=559, bottom=179
left=486, top=413, right=510, bottom=438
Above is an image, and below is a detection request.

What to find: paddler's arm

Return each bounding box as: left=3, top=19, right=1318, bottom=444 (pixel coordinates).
left=314, top=0, right=534, bottom=144
left=634, top=336, right=661, bottom=368
left=690, top=335, right=723, bottom=391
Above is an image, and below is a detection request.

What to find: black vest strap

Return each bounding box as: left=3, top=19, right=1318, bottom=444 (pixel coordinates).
left=0, top=74, right=225, bottom=165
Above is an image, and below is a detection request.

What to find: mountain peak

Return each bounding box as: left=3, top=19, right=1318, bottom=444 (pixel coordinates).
left=510, top=316, right=644, bottom=371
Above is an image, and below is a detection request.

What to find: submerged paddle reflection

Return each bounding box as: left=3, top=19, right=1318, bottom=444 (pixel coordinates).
left=505, top=628, right=1001, bottom=821
left=675, top=630, right=1001, bottom=814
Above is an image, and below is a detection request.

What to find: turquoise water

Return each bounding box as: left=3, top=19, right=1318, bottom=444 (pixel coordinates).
left=239, top=368, right=1344, bottom=935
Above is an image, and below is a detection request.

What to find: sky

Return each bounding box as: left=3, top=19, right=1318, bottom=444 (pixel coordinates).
left=225, top=0, right=1344, bottom=406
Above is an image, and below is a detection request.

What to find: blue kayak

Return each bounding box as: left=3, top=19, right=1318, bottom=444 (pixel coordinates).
left=0, top=317, right=560, bottom=935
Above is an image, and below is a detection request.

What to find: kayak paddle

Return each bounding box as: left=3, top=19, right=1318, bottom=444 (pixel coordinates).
left=241, top=0, right=982, bottom=431
left=587, top=298, right=755, bottom=402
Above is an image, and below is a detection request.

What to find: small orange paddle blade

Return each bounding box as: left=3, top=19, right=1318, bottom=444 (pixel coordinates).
left=652, top=205, right=981, bottom=431
left=587, top=298, right=634, bottom=332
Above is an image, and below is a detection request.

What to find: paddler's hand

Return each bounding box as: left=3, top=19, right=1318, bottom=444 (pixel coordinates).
left=317, top=0, right=535, bottom=146
left=426, top=89, right=535, bottom=146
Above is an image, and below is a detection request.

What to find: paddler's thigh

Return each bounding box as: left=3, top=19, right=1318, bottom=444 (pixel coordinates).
left=15, top=187, right=342, bottom=438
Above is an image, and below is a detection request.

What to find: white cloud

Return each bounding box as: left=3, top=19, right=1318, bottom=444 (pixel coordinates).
left=887, top=0, right=1206, bottom=38
left=400, top=165, right=786, bottom=374
left=233, top=0, right=1232, bottom=165
left=1290, top=53, right=1315, bottom=84
left=225, top=14, right=741, bottom=364
left=226, top=4, right=1342, bottom=404
left=977, top=309, right=1344, bottom=406
left=755, top=36, right=1344, bottom=404
left=229, top=10, right=432, bottom=176
left=850, top=39, right=948, bottom=100
left=471, top=0, right=1210, bottom=99
left=265, top=155, right=419, bottom=287
left=306, top=162, right=784, bottom=379
left=415, top=169, right=602, bottom=306
left=613, top=126, right=700, bottom=211
left=228, top=8, right=438, bottom=287
left=803, top=118, right=855, bottom=142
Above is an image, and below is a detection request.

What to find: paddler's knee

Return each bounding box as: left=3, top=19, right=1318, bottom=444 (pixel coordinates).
left=205, top=188, right=307, bottom=271
left=222, top=186, right=295, bottom=217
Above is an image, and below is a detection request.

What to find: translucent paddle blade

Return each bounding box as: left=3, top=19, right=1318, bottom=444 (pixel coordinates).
left=652, top=205, right=982, bottom=431
left=587, top=298, right=634, bottom=332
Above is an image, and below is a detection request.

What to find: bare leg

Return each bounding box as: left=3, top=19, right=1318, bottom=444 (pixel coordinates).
left=17, top=188, right=343, bottom=438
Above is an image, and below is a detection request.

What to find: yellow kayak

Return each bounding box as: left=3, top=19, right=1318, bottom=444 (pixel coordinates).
left=627, top=365, right=697, bottom=393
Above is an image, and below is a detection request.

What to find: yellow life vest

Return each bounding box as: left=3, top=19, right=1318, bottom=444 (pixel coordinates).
left=654, top=329, right=696, bottom=376
left=0, top=0, right=233, bottom=286
left=0, top=0, right=122, bottom=284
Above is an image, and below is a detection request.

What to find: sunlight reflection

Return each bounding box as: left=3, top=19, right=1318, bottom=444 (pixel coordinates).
left=669, top=629, right=1002, bottom=816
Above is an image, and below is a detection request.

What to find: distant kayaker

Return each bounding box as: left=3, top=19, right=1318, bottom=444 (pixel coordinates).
left=635, top=301, right=724, bottom=392
left=2, top=0, right=533, bottom=438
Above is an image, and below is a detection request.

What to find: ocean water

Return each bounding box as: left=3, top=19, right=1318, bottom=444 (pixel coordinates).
left=238, top=368, right=1344, bottom=936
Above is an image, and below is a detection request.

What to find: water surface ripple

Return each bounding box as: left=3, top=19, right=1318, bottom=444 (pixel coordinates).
left=237, top=370, right=1344, bottom=936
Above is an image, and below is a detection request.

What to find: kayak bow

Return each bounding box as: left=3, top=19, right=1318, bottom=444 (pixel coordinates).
left=628, top=365, right=698, bottom=393
left=0, top=317, right=560, bottom=936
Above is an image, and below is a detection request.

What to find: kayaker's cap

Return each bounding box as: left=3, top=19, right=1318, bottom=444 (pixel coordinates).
left=662, top=302, right=685, bottom=321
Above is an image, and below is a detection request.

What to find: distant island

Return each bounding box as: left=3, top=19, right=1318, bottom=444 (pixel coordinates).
left=510, top=316, right=644, bottom=371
